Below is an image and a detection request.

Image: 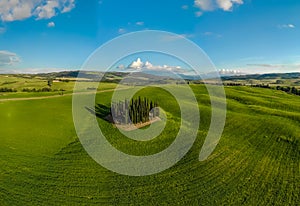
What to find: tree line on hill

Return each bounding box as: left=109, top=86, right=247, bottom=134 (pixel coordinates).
left=224, top=83, right=271, bottom=88
left=276, top=86, right=300, bottom=96
left=22, top=88, right=52, bottom=92
left=248, top=84, right=300, bottom=96
left=249, top=84, right=300, bottom=96
left=0, top=87, right=66, bottom=93
left=111, top=97, right=159, bottom=125
left=224, top=83, right=244, bottom=86
left=250, top=84, right=271, bottom=88
left=224, top=82, right=300, bottom=96
left=0, top=87, right=17, bottom=92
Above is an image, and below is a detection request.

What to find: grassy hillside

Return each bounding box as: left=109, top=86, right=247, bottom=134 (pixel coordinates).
left=221, top=72, right=300, bottom=89
left=0, top=84, right=299, bottom=205
left=0, top=75, right=119, bottom=100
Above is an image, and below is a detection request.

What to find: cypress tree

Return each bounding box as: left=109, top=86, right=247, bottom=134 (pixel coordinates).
left=112, top=97, right=159, bottom=125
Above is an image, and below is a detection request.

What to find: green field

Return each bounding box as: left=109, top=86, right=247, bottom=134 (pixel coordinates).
left=0, top=83, right=299, bottom=205
left=0, top=75, right=121, bottom=101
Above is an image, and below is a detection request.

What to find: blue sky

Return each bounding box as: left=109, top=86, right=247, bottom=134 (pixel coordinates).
left=0, top=0, right=300, bottom=74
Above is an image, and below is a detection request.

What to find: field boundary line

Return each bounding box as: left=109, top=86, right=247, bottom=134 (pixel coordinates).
left=0, top=88, right=130, bottom=102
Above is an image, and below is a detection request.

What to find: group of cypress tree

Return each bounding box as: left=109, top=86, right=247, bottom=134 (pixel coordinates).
left=111, top=96, right=159, bottom=125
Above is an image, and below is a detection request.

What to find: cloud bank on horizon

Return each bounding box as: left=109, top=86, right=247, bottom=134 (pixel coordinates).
left=117, top=58, right=185, bottom=74
left=0, top=0, right=75, bottom=22
left=0, top=51, right=20, bottom=66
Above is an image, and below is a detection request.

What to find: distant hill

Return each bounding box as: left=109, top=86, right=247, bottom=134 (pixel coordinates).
left=222, top=72, right=300, bottom=81
left=7, top=70, right=300, bottom=82
left=33, top=71, right=128, bottom=80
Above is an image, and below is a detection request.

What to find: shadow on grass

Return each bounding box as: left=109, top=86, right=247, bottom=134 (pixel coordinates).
left=85, top=104, right=113, bottom=122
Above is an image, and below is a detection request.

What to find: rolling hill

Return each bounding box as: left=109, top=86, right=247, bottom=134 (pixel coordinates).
left=0, top=84, right=299, bottom=205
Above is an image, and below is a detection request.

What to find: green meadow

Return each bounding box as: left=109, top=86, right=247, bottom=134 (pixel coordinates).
left=0, top=82, right=299, bottom=205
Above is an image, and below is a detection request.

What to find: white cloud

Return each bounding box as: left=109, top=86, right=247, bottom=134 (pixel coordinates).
left=118, top=28, right=126, bottom=34
left=243, top=63, right=300, bottom=73
left=194, top=0, right=214, bottom=11
left=161, top=33, right=195, bottom=42
left=0, top=51, right=21, bottom=66
left=0, top=27, right=6, bottom=34
left=0, top=0, right=76, bottom=22
left=278, top=24, right=296, bottom=29
left=144, top=61, right=153, bottom=69
left=0, top=0, right=34, bottom=21
left=35, top=1, right=59, bottom=19
left=117, top=64, right=125, bottom=69
left=47, top=21, right=55, bottom=27
left=122, top=58, right=184, bottom=73
left=136, top=21, right=144, bottom=26
left=195, top=11, right=203, bottom=17
left=128, top=58, right=143, bottom=69
left=216, top=0, right=243, bottom=11
left=61, top=0, right=75, bottom=13
left=219, top=68, right=243, bottom=75
left=181, top=5, right=189, bottom=10
left=202, top=31, right=222, bottom=38
left=288, top=24, right=295, bottom=28
left=247, top=63, right=300, bottom=69
left=194, top=0, right=243, bottom=12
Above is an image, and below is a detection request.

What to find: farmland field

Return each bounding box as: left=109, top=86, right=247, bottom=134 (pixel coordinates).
left=0, top=83, right=299, bottom=205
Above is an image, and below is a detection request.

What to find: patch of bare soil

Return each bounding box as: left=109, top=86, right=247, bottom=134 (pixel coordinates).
left=113, top=117, right=161, bottom=131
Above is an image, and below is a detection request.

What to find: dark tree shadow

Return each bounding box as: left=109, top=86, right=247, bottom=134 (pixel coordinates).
left=85, top=104, right=113, bottom=122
